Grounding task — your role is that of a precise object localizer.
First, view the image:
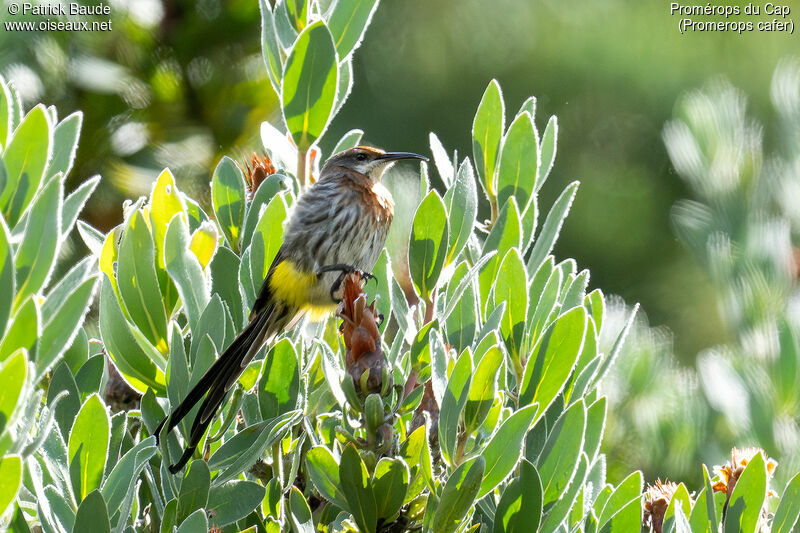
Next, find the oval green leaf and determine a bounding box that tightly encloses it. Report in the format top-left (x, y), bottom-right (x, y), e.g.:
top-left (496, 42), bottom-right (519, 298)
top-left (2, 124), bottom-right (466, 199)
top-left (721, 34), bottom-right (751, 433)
top-left (408, 190), bottom-right (449, 301)
top-left (472, 79), bottom-right (505, 198)
top-left (281, 21), bottom-right (338, 151)
top-left (211, 156), bottom-right (247, 253)
top-left (68, 393), bottom-right (110, 501)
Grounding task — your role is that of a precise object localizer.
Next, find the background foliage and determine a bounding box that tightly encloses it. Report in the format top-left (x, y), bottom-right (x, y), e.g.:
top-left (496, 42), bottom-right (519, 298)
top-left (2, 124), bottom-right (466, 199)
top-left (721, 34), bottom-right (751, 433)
top-left (2, 0), bottom-right (800, 531)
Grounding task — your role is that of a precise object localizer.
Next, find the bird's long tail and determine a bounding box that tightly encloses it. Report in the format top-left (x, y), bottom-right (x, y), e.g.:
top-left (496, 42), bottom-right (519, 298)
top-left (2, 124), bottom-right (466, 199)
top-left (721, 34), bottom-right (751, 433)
top-left (154, 302), bottom-right (291, 473)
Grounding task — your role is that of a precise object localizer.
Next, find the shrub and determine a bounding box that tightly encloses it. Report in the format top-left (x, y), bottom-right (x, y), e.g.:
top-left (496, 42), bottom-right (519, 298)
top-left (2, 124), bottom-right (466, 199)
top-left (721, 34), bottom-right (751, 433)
top-left (3, 3), bottom-right (800, 533)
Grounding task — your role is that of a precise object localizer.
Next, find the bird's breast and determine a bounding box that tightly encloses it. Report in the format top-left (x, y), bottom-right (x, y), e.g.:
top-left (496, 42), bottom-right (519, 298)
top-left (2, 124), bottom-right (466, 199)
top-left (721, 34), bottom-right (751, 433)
top-left (369, 182), bottom-right (395, 222)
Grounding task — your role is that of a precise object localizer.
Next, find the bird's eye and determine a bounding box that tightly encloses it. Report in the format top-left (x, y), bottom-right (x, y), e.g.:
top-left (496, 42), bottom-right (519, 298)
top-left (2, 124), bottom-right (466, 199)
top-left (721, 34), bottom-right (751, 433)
top-left (355, 153), bottom-right (368, 161)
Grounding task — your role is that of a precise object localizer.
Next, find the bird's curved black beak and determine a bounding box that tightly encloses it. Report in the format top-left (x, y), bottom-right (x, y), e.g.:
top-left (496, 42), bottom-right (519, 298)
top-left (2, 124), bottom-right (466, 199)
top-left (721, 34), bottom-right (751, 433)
top-left (377, 151), bottom-right (428, 163)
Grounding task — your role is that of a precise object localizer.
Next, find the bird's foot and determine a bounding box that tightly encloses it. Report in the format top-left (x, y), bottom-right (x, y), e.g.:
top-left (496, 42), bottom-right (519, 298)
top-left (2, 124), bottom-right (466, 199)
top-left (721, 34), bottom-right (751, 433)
top-left (317, 264), bottom-right (375, 302)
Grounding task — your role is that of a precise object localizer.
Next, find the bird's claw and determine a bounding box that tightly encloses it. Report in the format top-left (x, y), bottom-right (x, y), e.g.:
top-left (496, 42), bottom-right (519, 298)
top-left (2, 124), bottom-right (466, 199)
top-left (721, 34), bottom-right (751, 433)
top-left (318, 264), bottom-right (375, 303)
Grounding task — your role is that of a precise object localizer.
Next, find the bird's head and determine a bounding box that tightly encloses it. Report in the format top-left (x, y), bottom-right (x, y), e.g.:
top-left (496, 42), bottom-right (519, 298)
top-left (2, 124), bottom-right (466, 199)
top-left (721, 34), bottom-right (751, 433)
top-left (322, 146), bottom-right (427, 182)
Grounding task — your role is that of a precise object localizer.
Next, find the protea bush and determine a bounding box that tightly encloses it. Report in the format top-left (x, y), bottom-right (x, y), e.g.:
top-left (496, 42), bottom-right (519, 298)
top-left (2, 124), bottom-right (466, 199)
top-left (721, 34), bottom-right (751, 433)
top-left (2, 2), bottom-right (800, 533)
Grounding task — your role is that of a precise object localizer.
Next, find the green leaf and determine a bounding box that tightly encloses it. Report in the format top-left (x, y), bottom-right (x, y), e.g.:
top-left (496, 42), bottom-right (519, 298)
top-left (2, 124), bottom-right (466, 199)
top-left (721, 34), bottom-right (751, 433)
top-left (583, 396), bottom-right (607, 462)
top-left (463, 346), bottom-right (501, 434)
top-left (445, 261), bottom-right (478, 352)
top-left (210, 247), bottom-right (245, 328)
top-left (47, 111), bottom-right (82, 182)
top-left (207, 480), bottom-right (266, 527)
top-left (664, 483), bottom-right (693, 533)
top-left (241, 173), bottom-right (285, 251)
top-left (493, 460), bottom-right (542, 533)
top-left (249, 194), bottom-right (288, 287)
top-left (75, 354), bottom-right (105, 399)
top-left (541, 452), bottom-right (589, 531)
top-left (491, 248), bottom-right (528, 361)
top-left (0, 217), bottom-right (12, 338)
top-left (527, 181), bottom-right (579, 272)
top-left (340, 443), bottom-right (377, 533)
top-left (517, 96), bottom-right (536, 120)
top-left (77, 220), bottom-right (105, 258)
top-left (285, 0), bottom-right (307, 32)
top-left (432, 456), bottom-right (485, 533)
top-left (177, 509), bottom-right (208, 533)
top-left (259, 0), bottom-right (283, 94)
top-left (439, 349), bottom-right (473, 466)
top-left (597, 470), bottom-right (643, 526)
top-left (536, 399), bottom-right (586, 506)
top-left (334, 53), bottom-right (354, 115)
top-left (148, 168), bottom-right (187, 272)
top-left (306, 445), bottom-right (348, 510)
top-left (538, 115), bottom-right (558, 191)
top-left (258, 338), bottom-right (300, 419)
top-left (281, 21), bottom-right (338, 150)
top-left (478, 403), bottom-right (538, 498)
top-left (773, 470), bottom-right (800, 533)
top-left (0, 297), bottom-right (38, 363)
top-left (725, 451), bottom-right (767, 533)
top-left (262, 477), bottom-right (281, 520)
top-left (274, 0), bottom-right (299, 49)
top-left (408, 190), bottom-right (449, 301)
top-left (332, 128), bottom-right (364, 154)
top-left (0, 349), bottom-right (27, 440)
top-left (372, 458), bottom-right (410, 520)
top-left (0, 77), bottom-right (11, 149)
top-left (37, 276), bottom-right (98, 378)
top-left (430, 132), bottom-right (454, 186)
top-left (598, 497), bottom-right (642, 533)
top-left (519, 306), bottom-right (587, 414)
top-left (101, 437), bottom-right (157, 516)
top-left (189, 294), bottom-right (227, 366)
top-left (0, 455), bottom-right (22, 517)
top-left (586, 288), bottom-right (605, 332)
top-left (99, 276), bottom-right (166, 394)
top-left (61, 174), bottom-right (99, 238)
top-left (288, 486), bottom-right (315, 533)
top-left (0, 104), bottom-right (52, 227)
top-left (74, 490), bottom-right (110, 533)
top-left (165, 215), bottom-right (211, 333)
top-left (328, 0), bottom-right (379, 58)
top-left (212, 156), bottom-right (247, 253)
top-left (178, 461), bottom-right (210, 524)
top-left (497, 111), bottom-right (539, 212)
top-left (479, 198), bottom-right (522, 310)
top-left (13, 176), bottom-right (62, 309)
top-left (47, 361), bottom-right (81, 440)
top-left (689, 487), bottom-right (714, 533)
top-left (68, 394), bottom-right (110, 501)
top-left (472, 79), bottom-right (505, 198)
top-left (118, 210), bottom-right (168, 351)
top-left (526, 267), bottom-right (560, 354)
top-left (208, 410), bottom-right (301, 485)
top-left (400, 425), bottom-right (434, 501)
top-left (445, 159), bottom-right (478, 264)
top-left (161, 499), bottom-right (178, 533)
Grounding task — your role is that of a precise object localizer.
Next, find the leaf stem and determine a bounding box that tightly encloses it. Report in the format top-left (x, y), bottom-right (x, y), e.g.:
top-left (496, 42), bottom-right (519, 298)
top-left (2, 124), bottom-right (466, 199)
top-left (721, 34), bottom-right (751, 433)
top-left (272, 441), bottom-right (283, 487)
top-left (297, 149), bottom-right (307, 188)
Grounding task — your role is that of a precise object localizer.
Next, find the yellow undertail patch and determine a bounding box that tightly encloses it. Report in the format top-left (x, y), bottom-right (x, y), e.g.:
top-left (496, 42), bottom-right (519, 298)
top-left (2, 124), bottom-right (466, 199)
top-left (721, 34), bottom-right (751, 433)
top-left (268, 260), bottom-right (337, 320)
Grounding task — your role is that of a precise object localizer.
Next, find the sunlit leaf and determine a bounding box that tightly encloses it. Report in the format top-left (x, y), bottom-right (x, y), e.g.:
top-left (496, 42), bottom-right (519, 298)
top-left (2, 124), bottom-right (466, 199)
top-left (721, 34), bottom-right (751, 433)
top-left (408, 190), bottom-right (449, 301)
top-left (328, 0), bottom-right (379, 58)
top-left (281, 21), bottom-right (338, 150)
top-left (0, 104), bottom-right (52, 227)
top-left (211, 156), bottom-right (247, 253)
top-left (472, 79), bottom-right (505, 199)
top-left (68, 394), bottom-right (110, 501)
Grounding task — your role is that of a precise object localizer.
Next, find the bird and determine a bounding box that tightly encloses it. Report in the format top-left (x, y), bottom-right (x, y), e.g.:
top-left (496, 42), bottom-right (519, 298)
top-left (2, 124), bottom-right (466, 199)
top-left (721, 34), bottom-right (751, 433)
top-left (155, 146), bottom-right (427, 473)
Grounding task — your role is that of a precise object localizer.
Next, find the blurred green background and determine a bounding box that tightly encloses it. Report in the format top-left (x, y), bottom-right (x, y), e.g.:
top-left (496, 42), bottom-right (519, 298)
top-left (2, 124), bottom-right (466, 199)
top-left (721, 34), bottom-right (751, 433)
top-left (2, 0), bottom-right (798, 482)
